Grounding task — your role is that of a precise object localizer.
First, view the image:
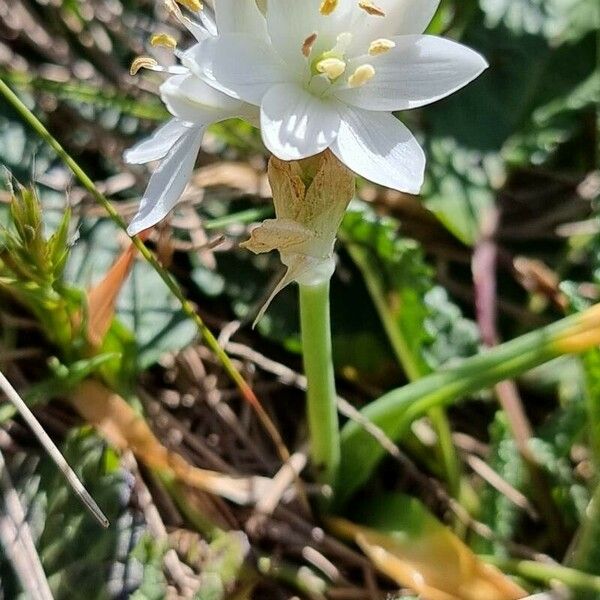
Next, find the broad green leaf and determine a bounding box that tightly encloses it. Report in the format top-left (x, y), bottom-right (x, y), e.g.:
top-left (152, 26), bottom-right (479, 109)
top-left (479, 0), bottom-right (600, 43)
top-left (426, 17), bottom-right (595, 155)
top-left (421, 138), bottom-right (505, 246)
top-left (0, 429), bottom-right (157, 599)
top-left (341, 201), bottom-right (480, 377)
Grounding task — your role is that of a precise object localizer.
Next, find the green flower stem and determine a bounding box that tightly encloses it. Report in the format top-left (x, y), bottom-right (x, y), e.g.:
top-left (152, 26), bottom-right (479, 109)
top-left (337, 305), bottom-right (600, 504)
top-left (481, 555), bottom-right (600, 593)
top-left (0, 77), bottom-right (289, 463)
top-left (299, 281), bottom-right (340, 491)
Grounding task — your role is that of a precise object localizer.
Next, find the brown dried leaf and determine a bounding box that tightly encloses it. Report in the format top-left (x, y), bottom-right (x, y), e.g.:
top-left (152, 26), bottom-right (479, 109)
top-left (240, 218), bottom-right (313, 255)
top-left (70, 380), bottom-right (274, 505)
top-left (328, 515), bottom-right (527, 600)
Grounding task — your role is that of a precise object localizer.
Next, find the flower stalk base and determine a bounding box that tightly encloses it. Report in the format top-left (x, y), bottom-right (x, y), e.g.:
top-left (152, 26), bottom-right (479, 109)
top-left (299, 280), bottom-right (340, 490)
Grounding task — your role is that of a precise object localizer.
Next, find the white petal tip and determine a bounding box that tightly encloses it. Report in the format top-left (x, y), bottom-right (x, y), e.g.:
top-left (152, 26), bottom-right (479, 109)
top-left (126, 224), bottom-right (142, 237)
top-left (123, 152), bottom-right (137, 165)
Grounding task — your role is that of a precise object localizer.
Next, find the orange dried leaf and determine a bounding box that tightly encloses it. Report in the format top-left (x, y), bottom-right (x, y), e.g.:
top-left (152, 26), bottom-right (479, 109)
top-left (328, 498), bottom-right (527, 600)
top-left (86, 243), bottom-right (137, 348)
top-left (70, 380), bottom-right (272, 505)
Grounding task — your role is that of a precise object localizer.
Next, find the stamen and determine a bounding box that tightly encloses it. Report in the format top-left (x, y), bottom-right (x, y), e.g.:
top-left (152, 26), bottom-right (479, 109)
top-left (348, 64), bottom-right (375, 87)
top-left (130, 56), bottom-right (187, 76)
top-left (302, 33), bottom-right (318, 57)
top-left (130, 56), bottom-right (158, 76)
top-left (316, 58), bottom-right (347, 80)
top-left (164, 0), bottom-right (212, 41)
top-left (150, 33), bottom-right (178, 50)
top-left (358, 1), bottom-right (385, 16)
top-left (320, 0), bottom-right (339, 15)
top-left (368, 38), bottom-right (395, 55)
top-left (176, 0), bottom-right (202, 11)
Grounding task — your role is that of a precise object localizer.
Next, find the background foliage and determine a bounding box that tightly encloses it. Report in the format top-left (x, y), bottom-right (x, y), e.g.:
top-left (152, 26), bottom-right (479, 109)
top-left (0, 0), bottom-right (598, 598)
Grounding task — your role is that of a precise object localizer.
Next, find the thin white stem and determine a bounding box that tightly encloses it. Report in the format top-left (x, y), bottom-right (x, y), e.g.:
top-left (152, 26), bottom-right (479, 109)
top-left (0, 370), bottom-right (109, 528)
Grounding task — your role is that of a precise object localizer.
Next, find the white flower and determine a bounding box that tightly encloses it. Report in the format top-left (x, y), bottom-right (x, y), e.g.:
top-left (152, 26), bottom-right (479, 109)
top-left (185, 0), bottom-right (488, 194)
top-left (124, 3), bottom-right (258, 235)
top-left (126, 0), bottom-right (488, 236)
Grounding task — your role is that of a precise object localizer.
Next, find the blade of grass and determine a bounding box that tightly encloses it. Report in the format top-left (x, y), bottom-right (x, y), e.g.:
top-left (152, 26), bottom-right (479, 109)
top-left (1, 69), bottom-right (168, 121)
top-left (344, 231), bottom-right (462, 498)
top-left (0, 369), bottom-right (109, 527)
top-left (482, 555), bottom-right (600, 594)
top-left (0, 78), bottom-right (290, 464)
top-left (337, 303), bottom-right (600, 504)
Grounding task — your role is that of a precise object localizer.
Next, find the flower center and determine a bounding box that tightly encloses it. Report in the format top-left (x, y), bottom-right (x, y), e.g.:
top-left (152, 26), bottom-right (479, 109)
top-left (309, 32), bottom-right (352, 79)
top-left (304, 31), bottom-right (384, 96)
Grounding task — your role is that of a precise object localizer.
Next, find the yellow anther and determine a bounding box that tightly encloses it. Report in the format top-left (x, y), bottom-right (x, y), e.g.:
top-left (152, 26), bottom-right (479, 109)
top-left (176, 0), bottom-right (202, 12)
top-left (348, 64), bottom-right (375, 87)
top-left (130, 56), bottom-right (158, 76)
top-left (358, 1), bottom-right (385, 16)
top-left (368, 38), bottom-right (396, 55)
top-left (150, 33), bottom-right (178, 50)
top-left (316, 57), bottom-right (347, 80)
top-left (320, 0), bottom-right (339, 15)
top-left (302, 32), bottom-right (318, 57)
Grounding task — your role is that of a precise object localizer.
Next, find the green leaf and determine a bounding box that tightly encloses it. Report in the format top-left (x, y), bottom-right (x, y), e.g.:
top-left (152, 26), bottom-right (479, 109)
top-left (479, 0), bottom-right (600, 43)
top-left (129, 536), bottom-right (169, 600)
top-left (472, 413), bottom-right (525, 556)
top-left (0, 429), bottom-right (161, 599)
top-left (422, 137), bottom-right (505, 246)
top-left (195, 532), bottom-right (250, 600)
top-left (419, 15), bottom-right (595, 241)
top-left (340, 201), bottom-right (480, 377)
top-left (435, 17), bottom-right (595, 155)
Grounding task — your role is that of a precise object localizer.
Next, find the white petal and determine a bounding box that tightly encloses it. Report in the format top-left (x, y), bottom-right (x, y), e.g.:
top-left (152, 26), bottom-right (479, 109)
top-left (348, 0), bottom-right (440, 54)
top-left (160, 73), bottom-right (245, 122)
top-left (124, 119), bottom-right (189, 165)
top-left (186, 34), bottom-right (289, 105)
top-left (127, 127), bottom-right (204, 236)
top-left (180, 13), bottom-right (213, 42)
top-left (260, 83), bottom-right (341, 160)
top-left (265, 0), bottom-right (353, 70)
top-left (331, 107), bottom-right (425, 194)
top-left (215, 0), bottom-right (268, 39)
top-left (198, 10), bottom-right (218, 37)
top-left (336, 35), bottom-right (488, 111)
